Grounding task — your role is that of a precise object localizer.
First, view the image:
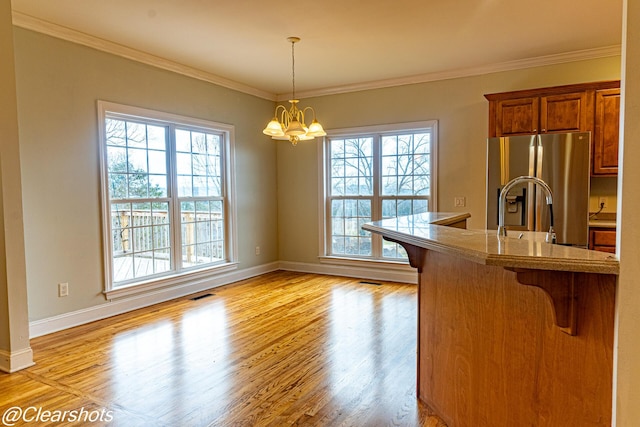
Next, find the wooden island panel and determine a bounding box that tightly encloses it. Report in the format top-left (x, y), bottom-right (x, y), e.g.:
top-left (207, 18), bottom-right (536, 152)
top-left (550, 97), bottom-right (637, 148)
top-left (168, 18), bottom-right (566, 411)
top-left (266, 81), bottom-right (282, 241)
top-left (417, 249), bottom-right (615, 427)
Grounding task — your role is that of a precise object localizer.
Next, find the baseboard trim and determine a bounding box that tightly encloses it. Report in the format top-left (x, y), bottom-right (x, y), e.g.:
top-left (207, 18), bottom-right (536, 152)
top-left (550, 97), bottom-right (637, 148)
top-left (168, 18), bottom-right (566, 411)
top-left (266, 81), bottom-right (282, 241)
top-left (278, 260), bottom-right (418, 284)
top-left (29, 262), bottom-right (280, 338)
top-left (0, 347), bottom-right (35, 373)
top-left (29, 260), bottom-right (416, 338)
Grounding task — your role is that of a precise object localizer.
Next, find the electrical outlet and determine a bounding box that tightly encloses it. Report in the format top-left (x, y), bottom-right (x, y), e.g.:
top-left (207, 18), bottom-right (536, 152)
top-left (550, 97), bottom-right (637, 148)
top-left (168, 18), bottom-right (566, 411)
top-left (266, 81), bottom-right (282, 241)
top-left (58, 282), bottom-right (69, 297)
top-left (454, 196), bottom-right (466, 208)
top-left (255, 246), bottom-right (261, 256)
top-left (598, 197), bottom-right (608, 209)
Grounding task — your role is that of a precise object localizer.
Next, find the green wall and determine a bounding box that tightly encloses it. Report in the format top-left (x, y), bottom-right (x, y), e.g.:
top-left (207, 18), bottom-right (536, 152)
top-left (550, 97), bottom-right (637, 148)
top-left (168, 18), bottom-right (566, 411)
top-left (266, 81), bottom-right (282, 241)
top-left (277, 57), bottom-right (621, 264)
top-left (13, 28), bottom-right (278, 321)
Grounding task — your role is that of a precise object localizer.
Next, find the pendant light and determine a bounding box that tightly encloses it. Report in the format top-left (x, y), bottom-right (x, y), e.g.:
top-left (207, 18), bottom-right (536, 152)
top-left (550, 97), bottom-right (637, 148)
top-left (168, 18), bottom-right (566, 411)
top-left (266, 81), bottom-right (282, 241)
top-left (263, 37), bottom-right (326, 146)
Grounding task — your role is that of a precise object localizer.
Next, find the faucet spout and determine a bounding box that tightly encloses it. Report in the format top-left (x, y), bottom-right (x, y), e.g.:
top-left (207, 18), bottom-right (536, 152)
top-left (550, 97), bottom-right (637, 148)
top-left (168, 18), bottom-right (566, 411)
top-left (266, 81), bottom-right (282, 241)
top-left (497, 175), bottom-right (556, 244)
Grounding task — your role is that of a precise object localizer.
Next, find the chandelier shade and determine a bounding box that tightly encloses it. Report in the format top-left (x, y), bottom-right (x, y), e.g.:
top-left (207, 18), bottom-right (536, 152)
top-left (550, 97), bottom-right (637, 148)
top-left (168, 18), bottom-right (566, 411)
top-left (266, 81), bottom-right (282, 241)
top-left (263, 37), bottom-right (326, 146)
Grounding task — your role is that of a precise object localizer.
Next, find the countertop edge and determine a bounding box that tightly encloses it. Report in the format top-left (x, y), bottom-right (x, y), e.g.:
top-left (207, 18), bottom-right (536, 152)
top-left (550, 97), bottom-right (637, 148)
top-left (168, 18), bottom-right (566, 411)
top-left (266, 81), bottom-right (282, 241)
top-left (363, 213), bottom-right (619, 275)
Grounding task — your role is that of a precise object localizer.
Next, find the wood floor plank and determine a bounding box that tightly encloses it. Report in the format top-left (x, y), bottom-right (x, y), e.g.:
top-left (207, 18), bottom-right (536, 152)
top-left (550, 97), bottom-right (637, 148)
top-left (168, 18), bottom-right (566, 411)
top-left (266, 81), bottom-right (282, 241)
top-left (0, 271), bottom-right (446, 426)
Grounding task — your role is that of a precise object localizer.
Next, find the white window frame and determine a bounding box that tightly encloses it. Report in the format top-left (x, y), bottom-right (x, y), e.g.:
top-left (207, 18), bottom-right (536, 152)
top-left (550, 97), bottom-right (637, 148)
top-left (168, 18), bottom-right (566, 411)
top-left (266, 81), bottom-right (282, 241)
top-left (98, 101), bottom-right (238, 299)
top-left (318, 121), bottom-right (438, 266)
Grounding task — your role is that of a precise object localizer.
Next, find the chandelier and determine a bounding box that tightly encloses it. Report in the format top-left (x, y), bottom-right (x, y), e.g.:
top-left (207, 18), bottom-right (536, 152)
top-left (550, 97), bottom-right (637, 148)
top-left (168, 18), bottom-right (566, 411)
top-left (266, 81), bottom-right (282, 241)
top-left (262, 37), bottom-right (326, 146)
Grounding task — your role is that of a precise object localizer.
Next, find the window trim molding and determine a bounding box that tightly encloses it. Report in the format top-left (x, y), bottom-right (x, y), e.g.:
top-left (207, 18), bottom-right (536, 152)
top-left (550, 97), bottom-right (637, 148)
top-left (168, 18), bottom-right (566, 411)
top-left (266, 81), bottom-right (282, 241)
top-left (317, 120), bottom-right (438, 263)
top-left (97, 100), bottom-right (238, 297)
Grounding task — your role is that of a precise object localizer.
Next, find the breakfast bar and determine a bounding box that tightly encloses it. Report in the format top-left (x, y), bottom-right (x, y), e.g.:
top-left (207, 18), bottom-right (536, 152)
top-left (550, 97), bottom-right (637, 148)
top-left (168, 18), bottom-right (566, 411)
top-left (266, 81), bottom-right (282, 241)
top-left (363, 212), bottom-right (619, 427)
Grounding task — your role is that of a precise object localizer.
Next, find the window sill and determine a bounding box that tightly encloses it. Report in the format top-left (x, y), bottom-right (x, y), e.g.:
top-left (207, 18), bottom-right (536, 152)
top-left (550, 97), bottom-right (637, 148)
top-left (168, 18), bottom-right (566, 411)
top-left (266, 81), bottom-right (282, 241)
top-left (104, 262), bottom-right (239, 300)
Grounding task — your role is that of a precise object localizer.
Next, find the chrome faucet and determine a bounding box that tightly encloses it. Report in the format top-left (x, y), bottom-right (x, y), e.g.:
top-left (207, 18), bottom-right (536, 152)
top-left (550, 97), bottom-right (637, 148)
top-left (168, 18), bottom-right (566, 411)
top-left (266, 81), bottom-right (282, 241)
top-left (497, 175), bottom-right (556, 244)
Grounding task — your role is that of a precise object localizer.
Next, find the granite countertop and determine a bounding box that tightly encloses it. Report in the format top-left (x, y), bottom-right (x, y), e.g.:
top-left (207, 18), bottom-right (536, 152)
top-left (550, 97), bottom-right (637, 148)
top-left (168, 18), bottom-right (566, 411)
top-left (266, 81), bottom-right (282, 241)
top-left (362, 212), bottom-right (619, 275)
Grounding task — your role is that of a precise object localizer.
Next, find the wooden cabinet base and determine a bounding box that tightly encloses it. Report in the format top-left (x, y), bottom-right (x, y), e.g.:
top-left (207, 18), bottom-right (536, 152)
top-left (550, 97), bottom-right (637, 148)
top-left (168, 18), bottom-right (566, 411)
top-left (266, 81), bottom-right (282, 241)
top-left (416, 250), bottom-right (614, 426)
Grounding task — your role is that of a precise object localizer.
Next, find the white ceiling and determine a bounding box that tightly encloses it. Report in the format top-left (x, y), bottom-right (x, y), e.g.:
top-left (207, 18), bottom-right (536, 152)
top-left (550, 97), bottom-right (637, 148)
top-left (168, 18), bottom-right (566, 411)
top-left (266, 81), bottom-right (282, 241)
top-left (11, 0), bottom-right (623, 100)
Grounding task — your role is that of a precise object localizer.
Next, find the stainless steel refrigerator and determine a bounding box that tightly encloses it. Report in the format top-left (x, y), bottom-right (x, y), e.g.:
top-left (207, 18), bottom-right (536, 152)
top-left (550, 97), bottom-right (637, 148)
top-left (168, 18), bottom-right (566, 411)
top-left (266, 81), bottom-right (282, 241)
top-left (486, 132), bottom-right (590, 247)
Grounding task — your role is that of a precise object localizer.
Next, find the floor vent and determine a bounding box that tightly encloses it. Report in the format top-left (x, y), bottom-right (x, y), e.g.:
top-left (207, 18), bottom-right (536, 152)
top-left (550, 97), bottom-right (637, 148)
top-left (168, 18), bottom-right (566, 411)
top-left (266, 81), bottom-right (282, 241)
top-left (190, 293), bottom-right (215, 301)
top-left (360, 281), bottom-right (382, 286)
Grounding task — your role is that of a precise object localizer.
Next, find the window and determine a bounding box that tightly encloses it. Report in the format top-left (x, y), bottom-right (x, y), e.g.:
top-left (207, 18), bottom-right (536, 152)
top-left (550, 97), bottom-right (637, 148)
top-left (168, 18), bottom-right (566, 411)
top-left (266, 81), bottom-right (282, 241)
top-left (98, 102), bottom-right (237, 296)
top-left (322, 121), bottom-right (437, 262)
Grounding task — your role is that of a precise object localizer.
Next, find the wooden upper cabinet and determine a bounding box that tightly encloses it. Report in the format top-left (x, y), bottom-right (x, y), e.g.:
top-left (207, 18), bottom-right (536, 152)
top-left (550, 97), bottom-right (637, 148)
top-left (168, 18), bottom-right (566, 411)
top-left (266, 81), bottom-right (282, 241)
top-left (485, 81), bottom-right (621, 176)
top-left (592, 88), bottom-right (621, 176)
top-left (485, 81), bottom-right (619, 138)
top-left (495, 97), bottom-right (539, 136)
top-left (540, 91), bottom-right (589, 133)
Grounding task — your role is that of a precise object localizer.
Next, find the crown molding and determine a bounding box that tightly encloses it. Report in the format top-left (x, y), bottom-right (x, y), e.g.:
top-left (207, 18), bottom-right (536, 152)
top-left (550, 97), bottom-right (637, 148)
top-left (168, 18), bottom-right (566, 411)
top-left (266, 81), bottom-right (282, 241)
top-left (12, 12), bottom-right (620, 103)
top-left (282, 45), bottom-right (622, 101)
top-left (11, 11), bottom-right (276, 101)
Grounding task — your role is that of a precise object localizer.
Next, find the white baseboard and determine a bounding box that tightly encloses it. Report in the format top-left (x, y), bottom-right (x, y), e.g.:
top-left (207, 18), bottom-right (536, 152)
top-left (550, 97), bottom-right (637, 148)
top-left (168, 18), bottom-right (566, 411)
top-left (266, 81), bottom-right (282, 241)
top-left (29, 262), bottom-right (280, 338)
top-left (29, 259), bottom-right (416, 338)
top-left (279, 260), bottom-right (418, 284)
top-left (0, 347), bottom-right (35, 373)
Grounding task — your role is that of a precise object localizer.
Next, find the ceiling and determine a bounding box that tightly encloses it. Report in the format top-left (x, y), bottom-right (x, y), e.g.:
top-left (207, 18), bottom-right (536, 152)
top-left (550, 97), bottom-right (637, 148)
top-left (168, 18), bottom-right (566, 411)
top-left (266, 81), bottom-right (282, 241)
top-left (10, 0), bottom-right (623, 100)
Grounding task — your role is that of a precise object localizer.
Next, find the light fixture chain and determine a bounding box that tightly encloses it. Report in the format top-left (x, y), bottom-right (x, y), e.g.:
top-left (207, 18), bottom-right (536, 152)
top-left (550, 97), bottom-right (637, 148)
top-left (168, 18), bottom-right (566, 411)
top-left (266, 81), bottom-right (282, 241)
top-left (263, 36), bottom-right (324, 145)
top-left (291, 39), bottom-right (296, 101)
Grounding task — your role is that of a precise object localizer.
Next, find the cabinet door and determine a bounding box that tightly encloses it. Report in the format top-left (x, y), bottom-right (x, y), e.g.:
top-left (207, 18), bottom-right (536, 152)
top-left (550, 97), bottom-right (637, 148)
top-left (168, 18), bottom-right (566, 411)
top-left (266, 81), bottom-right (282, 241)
top-left (589, 228), bottom-right (617, 253)
top-left (592, 89), bottom-right (620, 175)
top-left (540, 92), bottom-right (589, 133)
top-left (494, 97), bottom-right (539, 136)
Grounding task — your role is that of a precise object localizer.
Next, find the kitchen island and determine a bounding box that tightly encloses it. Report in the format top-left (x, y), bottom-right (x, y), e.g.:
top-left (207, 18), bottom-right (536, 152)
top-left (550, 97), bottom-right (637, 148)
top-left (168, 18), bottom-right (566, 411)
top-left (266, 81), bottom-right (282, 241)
top-left (362, 212), bottom-right (618, 427)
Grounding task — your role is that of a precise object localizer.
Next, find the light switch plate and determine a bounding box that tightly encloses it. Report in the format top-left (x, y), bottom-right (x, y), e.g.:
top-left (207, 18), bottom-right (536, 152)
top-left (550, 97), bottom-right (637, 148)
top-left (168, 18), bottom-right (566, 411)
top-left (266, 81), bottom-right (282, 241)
top-left (454, 196), bottom-right (466, 207)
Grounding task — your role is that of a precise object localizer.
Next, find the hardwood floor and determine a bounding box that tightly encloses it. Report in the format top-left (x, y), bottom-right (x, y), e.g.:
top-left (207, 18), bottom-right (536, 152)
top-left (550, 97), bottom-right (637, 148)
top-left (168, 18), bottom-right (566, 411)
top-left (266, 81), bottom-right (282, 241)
top-left (0, 271), bottom-right (446, 427)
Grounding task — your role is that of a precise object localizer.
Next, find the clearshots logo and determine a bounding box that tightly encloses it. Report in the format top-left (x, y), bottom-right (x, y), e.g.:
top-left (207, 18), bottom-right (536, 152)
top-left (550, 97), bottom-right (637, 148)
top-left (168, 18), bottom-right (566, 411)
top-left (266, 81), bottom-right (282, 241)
top-left (2, 406), bottom-right (114, 426)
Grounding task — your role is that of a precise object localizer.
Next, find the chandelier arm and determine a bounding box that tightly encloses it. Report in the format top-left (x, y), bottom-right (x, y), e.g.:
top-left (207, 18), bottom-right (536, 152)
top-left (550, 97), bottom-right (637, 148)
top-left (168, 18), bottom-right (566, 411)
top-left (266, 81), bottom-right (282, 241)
top-left (275, 104), bottom-right (288, 125)
top-left (302, 106), bottom-right (317, 125)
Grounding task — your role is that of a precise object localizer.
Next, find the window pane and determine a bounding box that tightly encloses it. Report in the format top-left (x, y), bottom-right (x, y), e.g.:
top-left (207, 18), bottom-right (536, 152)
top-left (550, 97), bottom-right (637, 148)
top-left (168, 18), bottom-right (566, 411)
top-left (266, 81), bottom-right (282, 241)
top-left (329, 197), bottom-right (371, 257)
top-left (113, 254), bottom-right (134, 282)
top-left (382, 199), bottom-right (396, 218)
top-left (154, 224), bottom-right (170, 248)
top-left (176, 129), bottom-right (191, 152)
top-left (128, 173), bottom-right (148, 198)
top-left (107, 146), bottom-right (127, 171)
top-left (330, 138), bottom-right (373, 197)
top-left (147, 125), bottom-right (166, 150)
top-left (193, 176), bottom-right (207, 196)
top-left (148, 150), bottom-right (166, 174)
top-left (127, 148), bottom-right (148, 173)
top-left (154, 249), bottom-right (171, 274)
top-left (331, 236), bottom-right (344, 254)
top-left (106, 119), bottom-right (126, 146)
top-left (331, 199), bottom-right (344, 217)
top-left (176, 152), bottom-right (191, 175)
top-left (207, 134), bottom-right (220, 154)
top-left (126, 122), bottom-right (146, 148)
top-left (382, 176), bottom-right (397, 195)
top-left (149, 175), bottom-right (167, 198)
top-left (178, 176), bottom-right (192, 197)
top-left (414, 199), bottom-right (428, 214)
top-left (208, 177), bottom-right (221, 197)
top-left (106, 119), bottom-right (168, 202)
top-left (180, 198), bottom-right (224, 268)
top-left (191, 132), bottom-right (207, 153)
top-left (383, 239), bottom-right (398, 258)
top-left (331, 177), bottom-right (345, 196)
